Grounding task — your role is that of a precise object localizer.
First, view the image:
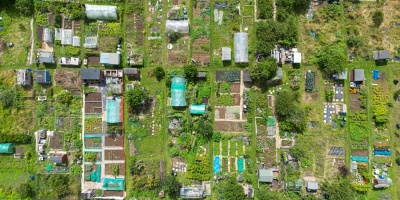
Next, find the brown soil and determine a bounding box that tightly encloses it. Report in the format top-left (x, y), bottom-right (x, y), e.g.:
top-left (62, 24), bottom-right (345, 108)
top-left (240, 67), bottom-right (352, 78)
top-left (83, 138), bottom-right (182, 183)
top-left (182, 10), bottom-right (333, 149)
top-left (54, 70), bottom-right (82, 90)
top-left (215, 107), bottom-right (226, 119)
top-left (105, 163), bottom-right (125, 176)
top-left (192, 36), bottom-right (210, 66)
top-left (233, 94), bottom-right (241, 106)
top-left (230, 83), bottom-right (240, 93)
top-left (350, 94), bottom-right (362, 112)
top-left (50, 131), bottom-right (63, 150)
top-left (215, 121), bottom-right (246, 132)
top-left (105, 136), bottom-right (124, 147)
top-left (99, 36), bottom-right (119, 52)
top-left (37, 25), bottom-right (44, 42)
top-left (104, 150), bottom-right (124, 160)
top-left (85, 92), bottom-right (102, 101)
top-left (85, 137), bottom-right (101, 149)
top-left (103, 190), bottom-right (124, 197)
top-left (88, 56), bottom-right (100, 65)
top-left (351, 150), bottom-right (368, 156)
top-left (85, 102), bottom-right (102, 114)
top-left (168, 51), bottom-right (188, 65)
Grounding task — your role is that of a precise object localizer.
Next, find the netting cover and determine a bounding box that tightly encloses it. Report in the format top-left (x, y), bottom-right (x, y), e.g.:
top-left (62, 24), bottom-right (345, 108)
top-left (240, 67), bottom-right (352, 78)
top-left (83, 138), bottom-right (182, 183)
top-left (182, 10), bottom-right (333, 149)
top-left (166, 20), bottom-right (189, 33)
top-left (107, 100), bottom-right (121, 123)
top-left (171, 77), bottom-right (186, 107)
top-left (61, 29), bottom-right (73, 45)
top-left (234, 32), bottom-right (248, 63)
top-left (84, 37), bottom-right (98, 49)
top-left (103, 178), bottom-right (124, 190)
top-left (73, 36), bottom-right (80, 47)
top-left (190, 104), bottom-right (206, 115)
top-left (85, 4), bottom-right (118, 21)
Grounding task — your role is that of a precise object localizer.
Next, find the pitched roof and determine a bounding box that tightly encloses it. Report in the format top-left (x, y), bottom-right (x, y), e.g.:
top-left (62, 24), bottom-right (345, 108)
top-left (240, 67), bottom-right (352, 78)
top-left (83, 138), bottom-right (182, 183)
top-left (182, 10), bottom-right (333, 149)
top-left (258, 169), bottom-right (273, 182)
top-left (100, 53), bottom-right (120, 65)
top-left (196, 72), bottom-right (206, 78)
top-left (81, 68), bottom-right (101, 80)
top-left (124, 68), bottom-right (138, 75)
top-left (373, 50), bottom-right (390, 60)
top-left (37, 51), bottom-right (55, 64)
top-left (35, 70), bottom-right (50, 83)
top-left (49, 154), bottom-right (66, 164)
top-left (17, 70), bottom-right (32, 86)
top-left (243, 70), bottom-right (252, 82)
top-left (222, 47), bottom-right (231, 61)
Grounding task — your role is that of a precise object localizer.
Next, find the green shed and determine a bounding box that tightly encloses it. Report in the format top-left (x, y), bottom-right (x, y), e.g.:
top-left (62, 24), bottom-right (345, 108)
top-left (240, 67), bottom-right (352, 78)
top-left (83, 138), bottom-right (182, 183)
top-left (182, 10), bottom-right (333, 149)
top-left (190, 104), bottom-right (206, 115)
top-left (0, 143), bottom-right (15, 154)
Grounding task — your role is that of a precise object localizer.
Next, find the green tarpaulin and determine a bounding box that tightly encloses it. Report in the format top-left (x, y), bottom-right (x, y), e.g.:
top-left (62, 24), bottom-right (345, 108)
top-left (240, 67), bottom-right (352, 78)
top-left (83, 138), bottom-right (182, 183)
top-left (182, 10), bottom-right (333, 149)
top-left (190, 104), bottom-right (206, 114)
top-left (0, 143), bottom-right (15, 154)
top-left (171, 77), bottom-right (186, 107)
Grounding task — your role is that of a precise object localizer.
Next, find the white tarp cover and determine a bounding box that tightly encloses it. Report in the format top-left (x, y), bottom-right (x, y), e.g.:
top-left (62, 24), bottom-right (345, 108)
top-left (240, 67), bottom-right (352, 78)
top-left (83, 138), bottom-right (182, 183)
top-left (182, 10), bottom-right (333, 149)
top-left (84, 37), bottom-right (98, 48)
top-left (234, 32), bottom-right (248, 63)
top-left (55, 28), bottom-right (62, 40)
top-left (72, 36), bottom-right (80, 47)
top-left (166, 20), bottom-right (189, 34)
top-left (85, 4), bottom-right (118, 21)
top-left (61, 29), bottom-right (73, 45)
top-left (222, 47), bottom-right (231, 61)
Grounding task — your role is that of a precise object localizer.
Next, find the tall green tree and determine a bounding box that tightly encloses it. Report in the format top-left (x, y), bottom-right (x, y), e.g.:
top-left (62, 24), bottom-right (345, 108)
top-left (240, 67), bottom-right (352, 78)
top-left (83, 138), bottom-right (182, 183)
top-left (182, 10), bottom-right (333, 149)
top-left (220, 176), bottom-right (245, 200)
top-left (250, 57), bottom-right (278, 82)
top-left (372, 11), bottom-right (384, 27)
top-left (322, 177), bottom-right (355, 200)
top-left (154, 67), bottom-right (166, 80)
top-left (162, 175), bottom-right (181, 197)
top-left (184, 65), bottom-right (198, 83)
top-left (15, 0), bottom-right (34, 16)
top-left (275, 90), bottom-right (307, 132)
top-left (125, 86), bottom-right (148, 112)
top-left (315, 43), bottom-right (346, 76)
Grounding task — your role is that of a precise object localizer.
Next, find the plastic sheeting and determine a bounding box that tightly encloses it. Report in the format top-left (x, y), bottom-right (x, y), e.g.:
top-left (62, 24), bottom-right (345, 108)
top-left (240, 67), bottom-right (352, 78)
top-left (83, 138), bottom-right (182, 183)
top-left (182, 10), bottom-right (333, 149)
top-left (351, 156), bottom-right (368, 163)
top-left (171, 77), bottom-right (186, 107)
top-left (107, 100), bottom-right (121, 123)
top-left (214, 156), bottom-right (220, 173)
top-left (84, 37), bottom-right (98, 49)
top-left (85, 4), bottom-right (118, 21)
top-left (166, 20), bottom-right (189, 33)
top-left (103, 178), bottom-right (124, 190)
top-left (190, 104), bottom-right (206, 115)
top-left (234, 32), bottom-right (248, 63)
top-left (237, 158), bottom-right (244, 172)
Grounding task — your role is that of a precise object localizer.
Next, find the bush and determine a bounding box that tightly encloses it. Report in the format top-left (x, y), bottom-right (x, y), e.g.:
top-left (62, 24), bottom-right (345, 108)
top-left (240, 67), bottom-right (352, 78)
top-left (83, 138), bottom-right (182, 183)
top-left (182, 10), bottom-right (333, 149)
top-left (212, 132), bottom-right (222, 142)
top-left (61, 46), bottom-right (81, 56)
top-left (0, 134), bottom-right (32, 144)
top-left (396, 157), bottom-right (400, 166)
top-left (70, 165), bottom-right (82, 175)
top-left (169, 147), bottom-right (179, 157)
top-left (372, 11), bottom-right (384, 27)
top-left (154, 67), bottom-right (165, 80)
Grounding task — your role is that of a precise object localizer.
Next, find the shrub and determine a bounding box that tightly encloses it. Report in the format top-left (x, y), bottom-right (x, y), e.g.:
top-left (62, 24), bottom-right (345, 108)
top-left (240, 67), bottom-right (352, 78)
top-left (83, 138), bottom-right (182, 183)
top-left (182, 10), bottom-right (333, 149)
top-left (212, 132), bottom-right (222, 142)
top-left (372, 11), bottom-right (384, 27)
top-left (0, 134), bottom-right (32, 144)
top-left (154, 67), bottom-right (165, 80)
top-left (169, 147), bottom-right (179, 157)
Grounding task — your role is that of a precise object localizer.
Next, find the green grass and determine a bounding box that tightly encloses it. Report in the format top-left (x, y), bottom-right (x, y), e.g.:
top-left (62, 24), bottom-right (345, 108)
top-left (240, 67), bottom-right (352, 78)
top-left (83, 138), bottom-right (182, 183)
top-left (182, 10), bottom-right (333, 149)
top-left (213, 142), bottom-right (220, 155)
top-left (221, 139), bottom-right (228, 156)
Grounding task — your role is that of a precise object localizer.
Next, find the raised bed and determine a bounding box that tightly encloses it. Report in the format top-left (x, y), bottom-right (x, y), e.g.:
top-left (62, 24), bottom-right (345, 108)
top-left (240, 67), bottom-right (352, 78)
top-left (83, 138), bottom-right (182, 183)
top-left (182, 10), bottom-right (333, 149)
top-left (104, 136), bottom-right (123, 147)
top-left (104, 163), bottom-right (125, 176)
top-left (104, 150), bottom-right (124, 160)
top-left (215, 121), bottom-right (245, 132)
top-left (84, 118), bottom-right (102, 133)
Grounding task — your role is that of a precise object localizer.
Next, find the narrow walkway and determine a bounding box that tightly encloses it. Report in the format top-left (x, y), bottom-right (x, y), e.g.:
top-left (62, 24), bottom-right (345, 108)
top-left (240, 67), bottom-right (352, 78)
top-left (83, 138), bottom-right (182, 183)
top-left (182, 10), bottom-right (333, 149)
top-left (272, 0), bottom-right (277, 21)
top-left (27, 17), bottom-right (34, 65)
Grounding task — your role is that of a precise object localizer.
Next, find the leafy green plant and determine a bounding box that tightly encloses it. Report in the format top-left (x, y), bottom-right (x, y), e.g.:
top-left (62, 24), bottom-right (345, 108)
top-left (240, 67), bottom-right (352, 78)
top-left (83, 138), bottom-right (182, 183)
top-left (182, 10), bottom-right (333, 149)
top-left (217, 94), bottom-right (234, 106)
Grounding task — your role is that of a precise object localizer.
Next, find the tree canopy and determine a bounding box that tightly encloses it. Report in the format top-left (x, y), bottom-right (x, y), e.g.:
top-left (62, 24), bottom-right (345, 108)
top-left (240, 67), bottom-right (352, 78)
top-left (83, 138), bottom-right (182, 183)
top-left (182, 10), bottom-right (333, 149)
top-left (184, 65), bottom-right (198, 83)
top-left (15, 0), bottom-right (34, 16)
top-left (275, 90), bottom-right (307, 132)
top-left (250, 57), bottom-right (278, 83)
top-left (220, 176), bottom-right (245, 200)
top-left (125, 86), bottom-right (148, 112)
top-left (162, 175), bottom-right (181, 197)
top-left (154, 67), bottom-right (165, 80)
top-left (322, 177), bottom-right (355, 200)
top-left (372, 11), bottom-right (384, 27)
top-left (315, 43), bottom-right (346, 76)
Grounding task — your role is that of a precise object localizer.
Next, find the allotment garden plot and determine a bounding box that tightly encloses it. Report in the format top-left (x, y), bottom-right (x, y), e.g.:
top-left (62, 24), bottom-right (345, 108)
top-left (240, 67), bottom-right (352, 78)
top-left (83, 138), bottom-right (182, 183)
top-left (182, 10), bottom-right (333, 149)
top-left (146, 0), bottom-right (164, 65)
top-left (192, 0), bottom-right (211, 66)
top-left (213, 138), bottom-right (247, 174)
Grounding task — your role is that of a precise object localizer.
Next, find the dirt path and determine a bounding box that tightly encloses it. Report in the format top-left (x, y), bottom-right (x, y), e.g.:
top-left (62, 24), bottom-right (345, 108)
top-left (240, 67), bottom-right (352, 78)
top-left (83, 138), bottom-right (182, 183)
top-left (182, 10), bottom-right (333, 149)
top-left (26, 17), bottom-right (34, 65)
top-left (272, 0), bottom-right (276, 21)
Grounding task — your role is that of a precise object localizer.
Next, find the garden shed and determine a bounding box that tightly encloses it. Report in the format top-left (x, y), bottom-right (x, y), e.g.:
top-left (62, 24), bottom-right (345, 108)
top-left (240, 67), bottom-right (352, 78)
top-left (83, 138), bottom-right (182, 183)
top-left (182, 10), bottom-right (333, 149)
top-left (61, 29), bottom-right (73, 45)
top-left (333, 69), bottom-right (348, 80)
top-left (0, 143), bottom-right (15, 154)
top-left (190, 104), bottom-right (206, 115)
top-left (222, 47), bottom-right (231, 61)
top-left (306, 181), bottom-right (319, 192)
top-left (196, 72), bottom-right (206, 79)
top-left (36, 51), bottom-right (55, 64)
top-left (373, 50), bottom-right (390, 61)
top-left (166, 20), bottom-right (189, 34)
top-left (81, 68), bottom-right (103, 82)
top-left (43, 28), bottom-right (53, 43)
top-left (234, 32), bottom-right (248, 63)
top-left (84, 37), bottom-right (98, 49)
top-left (49, 153), bottom-right (67, 164)
top-left (291, 48), bottom-right (301, 64)
top-left (353, 69), bottom-right (365, 82)
top-left (73, 36), bottom-right (80, 47)
top-left (171, 77), bottom-right (186, 107)
top-left (85, 4), bottom-right (118, 21)
top-left (124, 68), bottom-right (139, 77)
top-left (17, 69), bottom-right (32, 86)
top-left (243, 70), bottom-right (252, 83)
top-left (258, 169), bottom-right (273, 183)
top-left (100, 53), bottom-right (120, 65)
top-left (35, 70), bottom-right (51, 84)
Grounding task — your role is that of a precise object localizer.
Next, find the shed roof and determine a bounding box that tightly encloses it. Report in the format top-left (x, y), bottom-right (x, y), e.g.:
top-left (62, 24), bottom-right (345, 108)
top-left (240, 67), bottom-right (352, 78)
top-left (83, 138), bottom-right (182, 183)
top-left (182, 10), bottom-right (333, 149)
top-left (276, 67), bottom-right (283, 79)
top-left (100, 53), bottom-right (120, 65)
top-left (196, 72), bottom-right (206, 78)
top-left (306, 181), bottom-right (319, 190)
top-left (84, 37), bottom-right (98, 49)
top-left (353, 69), bottom-right (365, 82)
top-left (124, 68), bottom-right (139, 75)
top-left (85, 4), bottom-right (118, 21)
top-left (292, 52), bottom-right (301, 63)
top-left (37, 51), bottom-right (55, 64)
top-left (373, 50), bottom-right (390, 60)
top-left (234, 32), bottom-right (248, 63)
top-left (166, 20), bottom-right (189, 34)
top-left (190, 104), bottom-right (206, 115)
top-left (17, 70), bottom-right (32, 86)
top-left (73, 36), bottom-right (80, 47)
top-left (258, 169), bottom-right (273, 183)
top-left (243, 70), bottom-right (252, 82)
top-left (81, 68), bottom-right (101, 80)
top-left (49, 154), bottom-right (66, 164)
top-left (43, 28), bottom-right (53, 43)
top-left (222, 47), bottom-right (231, 61)
top-left (35, 70), bottom-right (51, 84)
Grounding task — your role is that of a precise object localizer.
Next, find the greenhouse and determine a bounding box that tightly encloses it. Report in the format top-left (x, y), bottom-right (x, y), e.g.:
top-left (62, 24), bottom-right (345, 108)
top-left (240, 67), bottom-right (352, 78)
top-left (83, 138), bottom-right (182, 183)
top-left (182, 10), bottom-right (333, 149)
top-left (84, 37), bottom-right (98, 49)
top-left (0, 143), bottom-right (15, 154)
top-left (171, 77), bottom-right (186, 107)
top-left (106, 99), bottom-right (122, 123)
top-left (85, 4), bottom-right (118, 21)
top-left (166, 20), bottom-right (189, 34)
top-left (234, 32), bottom-right (248, 63)
top-left (61, 29), bottom-right (73, 45)
top-left (190, 104), bottom-right (206, 115)
top-left (72, 36), bottom-right (80, 47)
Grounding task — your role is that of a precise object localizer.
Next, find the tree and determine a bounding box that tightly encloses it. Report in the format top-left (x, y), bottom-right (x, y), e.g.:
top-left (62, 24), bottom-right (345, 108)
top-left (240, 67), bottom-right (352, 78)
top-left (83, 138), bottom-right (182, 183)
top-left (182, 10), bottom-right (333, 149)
top-left (57, 90), bottom-right (73, 105)
top-left (220, 176), bottom-right (244, 200)
top-left (125, 86), bottom-right (148, 112)
top-left (154, 67), bottom-right (165, 80)
top-left (15, 0), bottom-right (34, 16)
top-left (372, 11), bottom-right (384, 27)
top-left (162, 175), bottom-right (181, 197)
top-left (184, 65), bottom-right (198, 83)
top-left (0, 89), bottom-right (15, 108)
top-left (338, 165), bottom-right (349, 177)
top-left (168, 31), bottom-right (182, 43)
top-left (315, 43), bottom-right (346, 76)
top-left (275, 90), bottom-right (307, 132)
top-left (250, 57), bottom-right (278, 82)
top-left (129, 157), bottom-right (145, 175)
top-left (322, 177), bottom-right (355, 200)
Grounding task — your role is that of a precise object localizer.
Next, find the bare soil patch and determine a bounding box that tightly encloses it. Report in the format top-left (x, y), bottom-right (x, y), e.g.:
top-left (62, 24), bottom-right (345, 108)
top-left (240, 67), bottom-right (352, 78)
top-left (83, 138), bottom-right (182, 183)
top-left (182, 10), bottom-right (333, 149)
top-left (85, 138), bottom-right (101, 149)
top-left (105, 164), bottom-right (125, 176)
top-left (54, 70), bottom-right (82, 90)
top-left (215, 121), bottom-right (245, 132)
top-left (215, 107), bottom-right (226, 119)
top-left (233, 94), bottom-right (241, 106)
top-left (105, 136), bottom-right (123, 147)
top-left (168, 51), bottom-right (188, 65)
top-left (351, 150), bottom-right (368, 156)
top-left (103, 190), bottom-right (124, 197)
top-left (85, 102), bottom-right (102, 114)
top-left (104, 150), bottom-right (124, 160)
top-left (88, 56), bottom-right (100, 65)
top-left (350, 94), bottom-right (362, 112)
top-left (85, 93), bottom-right (102, 101)
top-left (49, 131), bottom-right (63, 150)
top-left (230, 83), bottom-right (240, 93)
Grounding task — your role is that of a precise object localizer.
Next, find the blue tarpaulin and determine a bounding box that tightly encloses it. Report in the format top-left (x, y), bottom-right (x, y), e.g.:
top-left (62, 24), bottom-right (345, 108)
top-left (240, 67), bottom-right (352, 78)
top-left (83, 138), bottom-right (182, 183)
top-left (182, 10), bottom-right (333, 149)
top-left (214, 156), bottom-right (220, 173)
top-left (374, 150), bottom-right (392, 156)
top-left (351, 156), bottom-right (369, 163)
top-left (372, 70), bottom-right (380, 80)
